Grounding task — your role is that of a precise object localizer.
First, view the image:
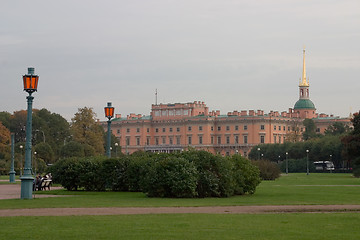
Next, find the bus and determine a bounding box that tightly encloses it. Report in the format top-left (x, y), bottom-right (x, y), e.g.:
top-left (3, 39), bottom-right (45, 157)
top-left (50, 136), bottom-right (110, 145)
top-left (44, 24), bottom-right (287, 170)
top-left (314, 161), bottom-right (335, 171)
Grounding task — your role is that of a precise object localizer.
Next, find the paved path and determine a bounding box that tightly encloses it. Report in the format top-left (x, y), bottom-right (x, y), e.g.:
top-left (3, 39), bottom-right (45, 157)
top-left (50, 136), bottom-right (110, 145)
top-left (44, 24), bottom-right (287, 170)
top-left (1, 183), bottom-right (360, 217)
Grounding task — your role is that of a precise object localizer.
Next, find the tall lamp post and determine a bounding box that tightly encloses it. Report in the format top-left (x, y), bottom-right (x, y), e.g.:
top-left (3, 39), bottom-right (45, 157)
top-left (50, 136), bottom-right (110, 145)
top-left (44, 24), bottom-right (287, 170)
top-left (115, 142), bottom-right (118, 158)
top-left (19, 145), bottom-right (23, 177)
top-left (9, 133), bottom-right (16, 183)
top-left (104, 102), bottom-right (114, 158)
top-left (20, 67), bottom-right (39, 199)
top-left (285, 152), bottom-right (289, 174)
top-left (257, 147), bottom-right (260, 160)
top-left (306, 149), bottom-right (309, 175)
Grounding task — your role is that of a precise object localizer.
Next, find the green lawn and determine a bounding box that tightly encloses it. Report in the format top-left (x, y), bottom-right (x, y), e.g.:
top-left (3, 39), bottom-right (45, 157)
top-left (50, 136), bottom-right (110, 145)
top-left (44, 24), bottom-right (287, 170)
top-left (1, 173), bottom-right (360, 240)
top-left (1, 213), bottom-right (359, 240)
top-left (1, 173), bottom-right (359, 209)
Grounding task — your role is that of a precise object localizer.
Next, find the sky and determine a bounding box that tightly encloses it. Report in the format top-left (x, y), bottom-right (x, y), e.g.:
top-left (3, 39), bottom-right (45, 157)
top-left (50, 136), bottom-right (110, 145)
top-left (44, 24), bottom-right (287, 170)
top-left (1, 0), bottom-right (359, 121)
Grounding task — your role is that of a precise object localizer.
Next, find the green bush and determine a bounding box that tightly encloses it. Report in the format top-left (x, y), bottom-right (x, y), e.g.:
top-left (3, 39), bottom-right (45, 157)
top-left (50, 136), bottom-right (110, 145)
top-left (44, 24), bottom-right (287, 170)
top-left (49, 150), bottom-right (262, 198)
top-left (141, 155), bottom-right (198, 198)
top-left (353, 157), bottom-right (360, 178)
top-left (231, 155), bottom-right (261, 194)
top-left (252, 160), bottom-right (281, 180)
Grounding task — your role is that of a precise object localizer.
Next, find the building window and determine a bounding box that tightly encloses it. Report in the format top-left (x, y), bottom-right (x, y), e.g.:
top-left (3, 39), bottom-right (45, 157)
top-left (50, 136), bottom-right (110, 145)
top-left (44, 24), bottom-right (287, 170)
top-left (136, 137), bottom-right (140, 146)
top-left (260, 125), bottom-right (265, 130)
top-left (199, 126), bottom-right (203, 131)
top-left (146, 138), bottom-right (150, 145)
top-left (211, 136), bottom-right (214, 144)
top-left (176, 136), bottom-right (181, 145)
top-left (218, 126), bottom-right (221, 131)
top-left (288, 126), bottom-right (291, 131)
top-left (162, 137), bottom-right (166, 145)
top-left (176, 127), bottom-right (180, 132)
top-left (278, 126), bottom-right (281, 131)
top-left (155, 138), bottom-right (159, 145)
top-left (235, 135), bottom-right (239, 144)
top-left (274, 126), bottom-right (276, 131)
top-left (162, 128), bottom-right (166, 132)
top-left (243, 135), bottom-right (248, 144)
top-left (235, 125), bottom-right (239, 131)
top-left (217, 136), bottom-right (221, 144)
top-left (279, 135), bottom-right (282, 143)
top-left (316, 128), bottom-right (320, 133)
top-left (136, 128), bottom-right (140, 133)
top-left (226, 136), bottom-right (230, 144)
top-left (169, 137), bottom-right (173, 145)
top-left (244, 125), bottom-right (247, 130)
top-left (188, 136), bottom-right (192, 145)
top-left (155, 128), bottom-right (159, 133)
top-left (127, 128), bottom-right (130, 133)
top-left (260, 135), bottom-right (265, 144)
top-left (199, 136), bottom-right (203, 145)
top-left (169, 127), bottom-right (173, 132)
top-left (188, 126), bottom-right (192, 131)
top-left (211, 126), bottom-right (214, 131)
top-left (283, 126), bottom-right (286, 131)
top-left (274, 135), bottom-right (277, 143)
top-left (117, 129), bottom-right (120, 134)
top-left (226, 126), bottom-right (230, 131)
top-left (147, 128), bottom-right (150, 133)
top-left (126, 137), bottom-right (130, 145)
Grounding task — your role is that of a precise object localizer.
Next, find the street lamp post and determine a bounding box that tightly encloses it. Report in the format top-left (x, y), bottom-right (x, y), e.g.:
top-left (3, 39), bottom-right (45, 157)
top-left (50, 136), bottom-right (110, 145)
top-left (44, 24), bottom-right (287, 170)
top-left (257, 147), bottom-right (260, 160)
top-left (306, 149), bottom-right (309, 175)
top-left (115, 143), bottom-right (118, 158)
top-left (104, 102), bottom-right (114, 158)
top-left (285, 152), bottom-right (289, 174)
top-left (19, 145), bottom-right (23, 177)
top-left (9, 133), bottom-right (16, 183)
top-left (20, 67), bottom-right (39, 199)
top-left (34, 151), bottom-right (37, 176)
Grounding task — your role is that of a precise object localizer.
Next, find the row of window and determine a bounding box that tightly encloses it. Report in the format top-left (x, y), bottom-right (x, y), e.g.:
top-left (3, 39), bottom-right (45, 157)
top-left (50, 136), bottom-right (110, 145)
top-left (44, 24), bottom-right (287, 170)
top-left (120, 125), bottom-right (295, 134)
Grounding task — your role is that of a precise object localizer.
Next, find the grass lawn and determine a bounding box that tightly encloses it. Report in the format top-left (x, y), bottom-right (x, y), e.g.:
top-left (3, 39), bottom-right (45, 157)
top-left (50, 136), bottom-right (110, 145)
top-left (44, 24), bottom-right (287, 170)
top-left (1, 213), bottom-right (360, 240)
top-left (1, 173), bottom-right (359, 209)
top-left (1, 173), bottom-right (360, 239)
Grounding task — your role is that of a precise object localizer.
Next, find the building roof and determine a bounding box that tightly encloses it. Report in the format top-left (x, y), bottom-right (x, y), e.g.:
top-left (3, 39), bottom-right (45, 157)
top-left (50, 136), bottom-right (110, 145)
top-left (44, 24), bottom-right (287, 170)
top-left (293, 99), bottom-right (316, 110)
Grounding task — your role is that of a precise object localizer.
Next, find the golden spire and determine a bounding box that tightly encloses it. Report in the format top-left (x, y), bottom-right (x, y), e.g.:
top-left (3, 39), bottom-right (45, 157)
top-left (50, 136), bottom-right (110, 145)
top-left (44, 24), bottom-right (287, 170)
top-left (300, 48), bottom-right (309, 87)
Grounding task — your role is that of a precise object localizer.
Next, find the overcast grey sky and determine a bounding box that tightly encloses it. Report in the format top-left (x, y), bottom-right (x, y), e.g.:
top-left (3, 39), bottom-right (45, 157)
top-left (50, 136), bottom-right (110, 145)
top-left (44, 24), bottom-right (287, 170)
top-left (1, 0), bottom-right (359, 121)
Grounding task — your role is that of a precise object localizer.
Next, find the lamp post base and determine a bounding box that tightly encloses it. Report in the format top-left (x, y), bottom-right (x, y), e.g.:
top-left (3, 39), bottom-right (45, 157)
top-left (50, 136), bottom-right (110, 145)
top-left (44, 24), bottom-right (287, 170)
top-left (9, 170), bottom-right (16, 183)
top-left (20, 176), bottom-right (34, 199)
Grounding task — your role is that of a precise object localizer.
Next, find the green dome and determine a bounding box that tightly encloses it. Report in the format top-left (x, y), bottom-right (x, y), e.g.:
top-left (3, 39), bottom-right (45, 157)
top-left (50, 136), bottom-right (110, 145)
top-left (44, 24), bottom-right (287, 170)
top-left (294, 99), bottom-right (316, 109)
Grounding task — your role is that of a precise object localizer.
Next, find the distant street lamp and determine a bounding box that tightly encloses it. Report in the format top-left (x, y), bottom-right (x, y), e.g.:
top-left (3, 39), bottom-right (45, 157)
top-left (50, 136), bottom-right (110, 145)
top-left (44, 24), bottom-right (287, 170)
top-left (21, 67), bottom-right (39, 199)
top-left (257, 147), bottom-right (260, 160)
top-left (19, 145), bottom-right (23, 177)
top-left (285, 152), bottom-right (289, 174)
top-left (9, 133), bottom-right (16, 183)
top-left (104, 102), bottom-right (114, 158)
top-left (115, 143), bottom-right (118, 157)
top-left (306, 149), bottom-right (310, 175)
top-left (34, 151), bottom-right (37, 176)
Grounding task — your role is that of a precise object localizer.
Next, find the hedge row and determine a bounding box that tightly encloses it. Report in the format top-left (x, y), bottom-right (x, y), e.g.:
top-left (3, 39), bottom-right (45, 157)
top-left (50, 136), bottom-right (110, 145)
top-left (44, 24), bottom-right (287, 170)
top-left (50, 150), bottom-right (261, 198)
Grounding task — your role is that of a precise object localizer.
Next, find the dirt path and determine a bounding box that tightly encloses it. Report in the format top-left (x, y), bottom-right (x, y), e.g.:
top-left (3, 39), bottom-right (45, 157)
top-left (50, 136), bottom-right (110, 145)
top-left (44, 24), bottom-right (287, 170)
top-left (1, 184), bottom-right (360, 217)
top-left (1, 205), bottom-right (360, 216)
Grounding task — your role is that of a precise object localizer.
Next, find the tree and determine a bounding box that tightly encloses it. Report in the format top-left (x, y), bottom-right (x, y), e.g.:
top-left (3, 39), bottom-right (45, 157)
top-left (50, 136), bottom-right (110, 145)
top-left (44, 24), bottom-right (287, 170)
top-left (71, 107), bottom-right (105, 155)
top-left (341, 111), bottom-right (360, 174)
top-left (0, 112), bottom-right (11, 129)
top-left (302, 118), bottom-right (317, 140)
top-left (325, 122), bottom-right (350, 136)
top-left (0, 122), bottom-right (10, 158)
top-left (34, 142), bottom-right (55, 164)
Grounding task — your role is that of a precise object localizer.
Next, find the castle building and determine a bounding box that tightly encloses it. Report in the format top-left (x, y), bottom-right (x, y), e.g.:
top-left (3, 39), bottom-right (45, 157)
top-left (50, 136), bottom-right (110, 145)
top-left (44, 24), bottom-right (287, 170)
top-left (106, 50), bottom-right (350, 156)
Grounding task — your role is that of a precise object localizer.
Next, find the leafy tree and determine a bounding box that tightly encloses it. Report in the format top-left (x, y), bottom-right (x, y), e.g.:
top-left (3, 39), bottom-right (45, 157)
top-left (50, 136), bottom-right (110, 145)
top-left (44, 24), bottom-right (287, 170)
top-left (0, 112), bottom-right (11, 129)
top-left (9, 110), bottom-right (27, 143)
top-left (60, 141), bottom-right (85, 158)
top-left (71, 107), bottom-right (105, 155)
top-left (34, 142), bottom-right (55, 164)
top-left (302, 118), bottom-right (317, 140)
top-left (341, 111), bottom-right (360, 174)
top-left (325, 122), bottom-right (350, 136)
top-left (0, 122), bottom-right (10, 159)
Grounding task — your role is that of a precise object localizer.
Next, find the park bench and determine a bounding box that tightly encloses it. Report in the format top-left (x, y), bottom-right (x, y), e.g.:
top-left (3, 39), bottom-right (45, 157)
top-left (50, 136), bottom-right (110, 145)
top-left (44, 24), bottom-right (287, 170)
top-left (37, 179), bottom-right (52, 191)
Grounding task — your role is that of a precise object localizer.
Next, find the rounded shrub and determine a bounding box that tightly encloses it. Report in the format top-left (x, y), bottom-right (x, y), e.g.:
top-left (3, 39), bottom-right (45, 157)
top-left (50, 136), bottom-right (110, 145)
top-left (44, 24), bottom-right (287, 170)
top-left (252, 160), bottom-right (281, 180)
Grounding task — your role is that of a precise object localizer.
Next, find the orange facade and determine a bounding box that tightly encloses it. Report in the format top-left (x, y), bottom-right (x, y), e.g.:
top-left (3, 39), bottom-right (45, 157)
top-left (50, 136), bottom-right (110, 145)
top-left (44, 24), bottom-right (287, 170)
top-left (106, 101), bottom-right (349, 156)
